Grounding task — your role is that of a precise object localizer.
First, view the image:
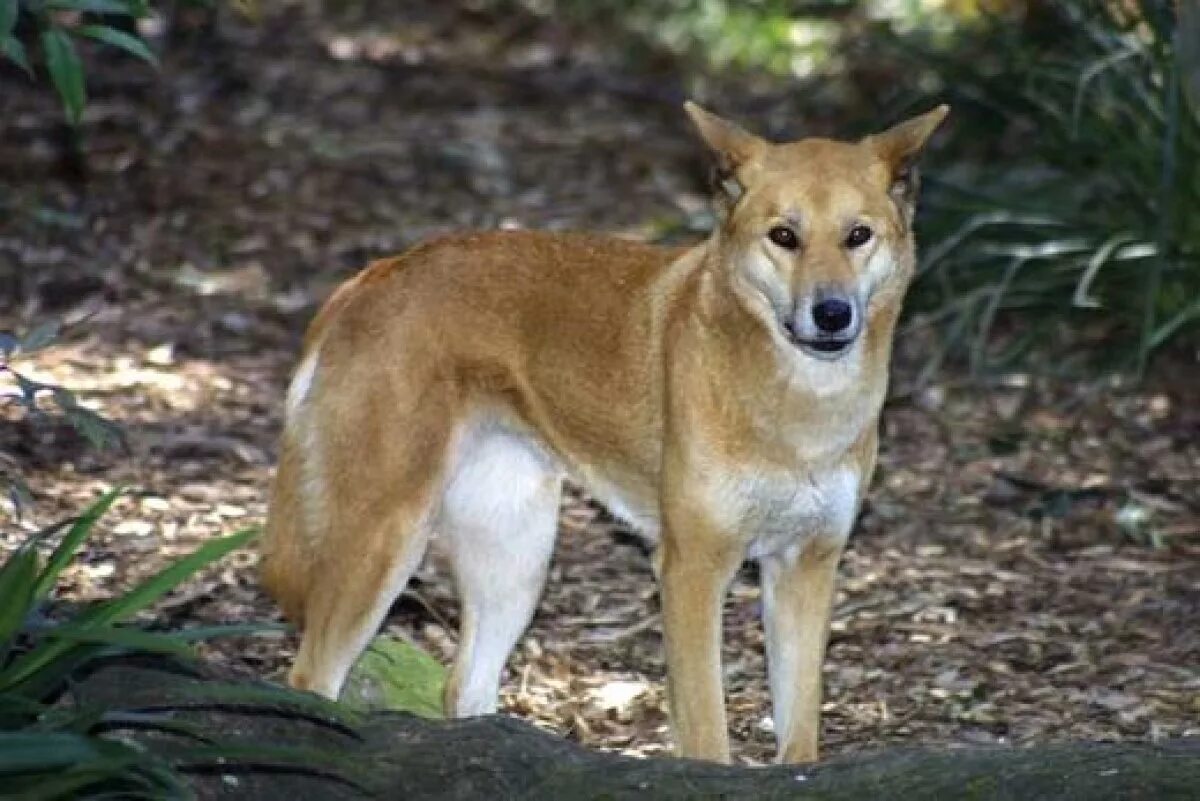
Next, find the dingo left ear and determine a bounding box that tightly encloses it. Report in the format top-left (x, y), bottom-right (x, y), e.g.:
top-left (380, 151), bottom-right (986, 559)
top-left (865, 105), bottom-right (950, 219)
top-left (684, 101), bottom-right (767, 204)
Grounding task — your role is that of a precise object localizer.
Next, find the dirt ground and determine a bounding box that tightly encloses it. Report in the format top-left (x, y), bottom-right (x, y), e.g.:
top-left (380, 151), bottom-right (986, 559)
top-left (1, 0), bottom-right (1197, 765)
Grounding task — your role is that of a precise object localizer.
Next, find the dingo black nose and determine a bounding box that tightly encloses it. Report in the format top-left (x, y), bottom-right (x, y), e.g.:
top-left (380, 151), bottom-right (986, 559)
top-left (812, 297), bottom-right (853, 333)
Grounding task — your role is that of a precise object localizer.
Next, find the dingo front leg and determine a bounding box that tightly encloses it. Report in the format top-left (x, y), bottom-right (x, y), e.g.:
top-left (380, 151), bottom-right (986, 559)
top-left (760, 537), bottom-right (844, 764)
top-left (658, 507), bottom-right (743, 763)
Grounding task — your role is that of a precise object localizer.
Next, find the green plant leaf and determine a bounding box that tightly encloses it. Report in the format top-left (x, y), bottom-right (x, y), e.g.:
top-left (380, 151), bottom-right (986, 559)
top-left (6, 473), bottom-right (35, 520)
top-left (0, 731), bottom-right (117, 773)
top-left (0, 547), bottom-right (40, 655)
top-left (74, 527), bottom-right (257, 628)
top-left (31, 207), bottom-right (86, 229)
top-left (20, 320), bottom-right (61, 354)
top-left (46, 0), bottom-right (135, 14)
top-left (0, 733), bottom-right (190, 800)
top-left (0, 529), bottom-right (256, 692)
top-left (168, 622), bottom-right (288, 641)
top-left (170, 743), bottom-right (370, 789)
top-left (1182, 0), bottom-right (1200, 118)
top-left (45, 389), bottom-right (125, 451)
top-left (0, 691), bottom-right (48, 720)
top-left (41, 624), bottom-right (196, 659)
top-left (899, 2), bottom-right (1199, 372)
top-left (41, 28), bottom-right (86, 126)
top-left (64, 404), bottom-right (125, 450)
top-left (15, 772), bottom-right (184, 801)
top-left (75, 24), bottom-right (158, 68)
top-left (168, 681), bottom-right (362, 731)
top-left (11, 774), bottom-right (156, 801)
top-left (96, 710), bottom-right (217, 744)
top-left (33, 487), bottom-right (124, 600)
top-left (0, 0), bottom-right (14, 37)
top-left (12, 370), bottom-right (44, 407)
top-left (1149, 294), bottom-right (1200, 350)
top-left (1, 34), bottom-right (30, 77)
top-left (51, 386), bottom-right (78, 409)
top-left (0, 643), bottom-right (109, 702)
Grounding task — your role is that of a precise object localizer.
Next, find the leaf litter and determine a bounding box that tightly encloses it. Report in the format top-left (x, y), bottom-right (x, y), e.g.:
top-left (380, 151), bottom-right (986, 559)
top-left (0, 0), bottom-right (1196, 765)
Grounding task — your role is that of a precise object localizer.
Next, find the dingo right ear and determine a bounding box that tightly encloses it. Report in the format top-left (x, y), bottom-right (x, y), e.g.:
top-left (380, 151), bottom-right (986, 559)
top-left (684, 101), bottom-right (767, 202)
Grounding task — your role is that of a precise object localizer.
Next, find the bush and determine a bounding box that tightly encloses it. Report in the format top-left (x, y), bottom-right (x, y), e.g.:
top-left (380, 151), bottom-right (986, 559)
top-left (1, 0), bottom-right (159, 127)
top-left (0, 490), bottom-right (361, 798)
top-left (899, 0), bottom-right (1200, 375)
top-left (1, 321), bottom-right (124, 517)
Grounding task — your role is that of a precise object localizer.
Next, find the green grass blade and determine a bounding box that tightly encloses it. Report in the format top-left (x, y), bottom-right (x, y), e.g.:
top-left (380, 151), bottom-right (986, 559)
top-left (0, 529), bottom-right (255, 692)
top-left (0, 692), bottom-right (48, 717)
top-left (45, 0), bottom-right (135, 13)
top-left (168, 622), bottom-right (288, 641)
top-left (1072, 47), bottom-right (1141, 136)
top-left (18, 320), bottom-right (60, 354)
top-left (74, 24), bottom-right (158, 68)
top-left (41, 28), bottom-right (86, 126)
top-left (156, 682), bottom-right (362, 731)
top-left (33, 486), bottom-right (125, 600)
top-left (0, 731), bottom-right (115, 773)
top-left (0, 35), bottom-right (31, 78)
top-left (1139, 50), bottom-right (1181, 374)
top-left (10, 759), bottom-right (190, 801)
top-left (0, 643), bottom-right (107, 701)
top-left (1149, 295), bottom-right (1200, 350)
top-left (170, 744), bottom-right (370, 791)
top-left (1070, 233), bottom-right (1140, 308)
top-left (41, 625), bottom-right (196, 659)
top-left (1182, 0), bottom-right (1200, 115)
top-left (0, 0), bottom-right (15, 37)
top-left (74, 528), bottom-right (257, 629)
top-left (96, 711), bottom-right (217, 744)
top-left (0, 547), bottom-right (40, 655)
top-left (971, 255), bottom-right (1029, 374)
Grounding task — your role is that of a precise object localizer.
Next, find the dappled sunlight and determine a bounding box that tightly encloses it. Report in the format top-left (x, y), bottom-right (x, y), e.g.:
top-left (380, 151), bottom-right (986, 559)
top-left (0, 0), bottom-right (1196, 770)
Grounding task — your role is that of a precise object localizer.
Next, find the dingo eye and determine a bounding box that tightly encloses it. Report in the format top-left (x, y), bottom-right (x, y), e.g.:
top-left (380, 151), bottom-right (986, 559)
top-left (845, 225), bottom-right (873, 249)
top-left (768, 226), bottom-right (799, 250)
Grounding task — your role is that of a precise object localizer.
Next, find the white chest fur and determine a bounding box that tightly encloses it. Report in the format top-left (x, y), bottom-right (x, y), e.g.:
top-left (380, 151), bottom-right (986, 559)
top-left (741, 465), bottom-right (861, 561)
top-left (585, 459), bottom-right (862, 559)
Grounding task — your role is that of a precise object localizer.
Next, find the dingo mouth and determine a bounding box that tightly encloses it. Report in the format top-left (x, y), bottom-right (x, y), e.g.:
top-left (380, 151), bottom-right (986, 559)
top-left (782, 320), bottom-right (858, 360)
top-left (795, 337), bottom-right (855, 360)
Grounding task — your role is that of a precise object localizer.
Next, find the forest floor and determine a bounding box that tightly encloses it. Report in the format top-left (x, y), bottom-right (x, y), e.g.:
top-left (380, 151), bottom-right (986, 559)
top-left (1, 0), bottom-right (1197, 764)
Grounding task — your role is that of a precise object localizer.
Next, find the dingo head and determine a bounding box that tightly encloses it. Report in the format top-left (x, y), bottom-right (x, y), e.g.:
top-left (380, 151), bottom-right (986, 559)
top-left (686, 102), bottom-right (948, 362)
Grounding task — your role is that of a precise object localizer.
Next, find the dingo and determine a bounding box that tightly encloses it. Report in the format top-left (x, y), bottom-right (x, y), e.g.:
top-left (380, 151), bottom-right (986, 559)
top-left (261, 102), bottom-right (948, 763)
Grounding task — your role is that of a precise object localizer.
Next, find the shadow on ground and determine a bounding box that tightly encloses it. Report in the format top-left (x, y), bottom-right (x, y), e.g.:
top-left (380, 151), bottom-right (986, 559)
top-left (1, 0), bottom-right (1197, 764)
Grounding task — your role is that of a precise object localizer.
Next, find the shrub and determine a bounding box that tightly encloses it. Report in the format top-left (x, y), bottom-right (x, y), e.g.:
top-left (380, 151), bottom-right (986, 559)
top-left (1, 321), bottom-right (124, 516)
top-left (1, 0), bottom-right (159, 127)
top-left (0, 490), bottom-right (362, 798)
top-left (900, 0), bottom-right (1200, 375)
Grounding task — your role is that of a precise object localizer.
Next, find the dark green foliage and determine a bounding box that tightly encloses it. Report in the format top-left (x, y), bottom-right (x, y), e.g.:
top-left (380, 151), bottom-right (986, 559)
top-left (0, 490), bottom-right (289, 799)
top-left (904, 0), bottom-right (1200, 374)
top-left (472, 0), bottom-right (857, 74)
top-left (1, 322), bottom-right (124, 517)
top-left (2, 0), bottom-right (159, 127)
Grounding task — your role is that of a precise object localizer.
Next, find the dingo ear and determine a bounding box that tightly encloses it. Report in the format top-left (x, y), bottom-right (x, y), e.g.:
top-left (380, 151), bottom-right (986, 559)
top-left (865, 104), bottom-right (950, 220)
top-left (684, 101), bottom-right (767, 203)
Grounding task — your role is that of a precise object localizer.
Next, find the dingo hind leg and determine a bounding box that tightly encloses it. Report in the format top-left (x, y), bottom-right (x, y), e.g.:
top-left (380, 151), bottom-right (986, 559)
top-left (284, 364), bottom-right (461, 700)
top-left (440, 426), bottom-right (563, 717)
top-left (288, 490), bottom-right (441, 700)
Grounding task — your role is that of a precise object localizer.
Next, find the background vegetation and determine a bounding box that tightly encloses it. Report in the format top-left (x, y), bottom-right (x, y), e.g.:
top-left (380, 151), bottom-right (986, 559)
top-left (4, 0), bottom-right (1197, 373)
